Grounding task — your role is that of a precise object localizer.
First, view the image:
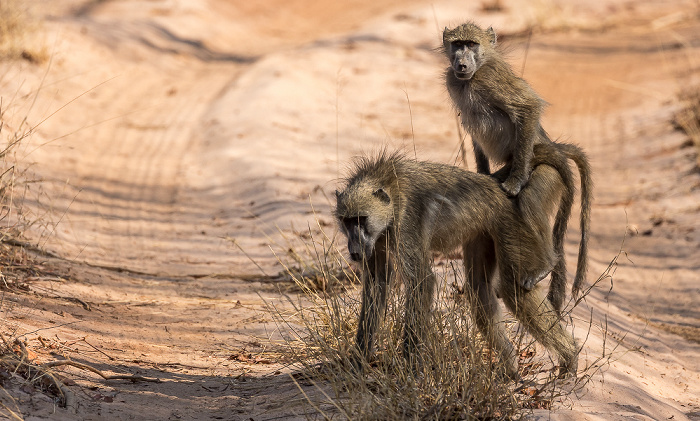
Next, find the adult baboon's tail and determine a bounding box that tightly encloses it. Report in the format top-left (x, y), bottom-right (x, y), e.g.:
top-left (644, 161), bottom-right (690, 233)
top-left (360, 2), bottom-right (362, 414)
top-left (559, 143), bottom-right (592, 298)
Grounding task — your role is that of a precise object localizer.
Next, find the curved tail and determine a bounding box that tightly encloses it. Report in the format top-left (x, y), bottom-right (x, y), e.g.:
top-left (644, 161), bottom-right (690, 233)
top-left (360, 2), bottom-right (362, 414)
top-left (558, 143), bottom-right (592, 297)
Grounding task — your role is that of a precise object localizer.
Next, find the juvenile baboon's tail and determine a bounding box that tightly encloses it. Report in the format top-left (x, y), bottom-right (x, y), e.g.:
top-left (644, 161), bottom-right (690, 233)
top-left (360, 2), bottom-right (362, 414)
top-left (558, 143), bottom-right (592, 298)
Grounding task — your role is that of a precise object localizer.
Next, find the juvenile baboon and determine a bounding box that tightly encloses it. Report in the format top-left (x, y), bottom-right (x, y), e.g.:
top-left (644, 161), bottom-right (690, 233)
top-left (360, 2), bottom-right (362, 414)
top-left (442, 22), bottom-right (592, 309)
top-left (334, 151), bottom-right (579, 378)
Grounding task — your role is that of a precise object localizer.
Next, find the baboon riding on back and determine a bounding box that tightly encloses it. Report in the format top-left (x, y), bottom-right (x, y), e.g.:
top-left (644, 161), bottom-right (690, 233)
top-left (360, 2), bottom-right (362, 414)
top-left (442, 22), bottom-right (592, 313)
top-left (335, 151), bottom-right (582, 378)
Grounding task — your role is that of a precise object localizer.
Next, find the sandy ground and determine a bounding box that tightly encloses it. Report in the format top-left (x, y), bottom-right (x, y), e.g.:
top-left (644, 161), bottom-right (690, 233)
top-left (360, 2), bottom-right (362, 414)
top-left (1, 0), bottom-right (699, 419)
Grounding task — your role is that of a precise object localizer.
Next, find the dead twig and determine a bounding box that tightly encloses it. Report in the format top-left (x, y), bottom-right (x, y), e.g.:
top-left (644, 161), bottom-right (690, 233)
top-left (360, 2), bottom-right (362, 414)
top-left (41, 360), bottom-right (161, 383)
top-left (82, 338), bottom-right (115, 361)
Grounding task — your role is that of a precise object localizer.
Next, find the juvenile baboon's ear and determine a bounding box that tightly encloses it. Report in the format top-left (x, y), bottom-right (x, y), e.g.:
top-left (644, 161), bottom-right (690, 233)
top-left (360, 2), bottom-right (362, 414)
top-left (486, 26), bottom-right (497, 45)
top-left (373, 188), bottom-right (391, 204)
top-left (334, 190), bottom-right (341, 200)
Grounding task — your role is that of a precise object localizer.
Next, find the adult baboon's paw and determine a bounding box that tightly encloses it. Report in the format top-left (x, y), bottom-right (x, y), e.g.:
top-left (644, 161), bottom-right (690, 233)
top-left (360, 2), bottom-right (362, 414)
top-left (557, 356), bottom-right (579, 379)
top-left (348, 352), bottom-right (368, 373)
top-left (557, 365), bottom-right (577, 379)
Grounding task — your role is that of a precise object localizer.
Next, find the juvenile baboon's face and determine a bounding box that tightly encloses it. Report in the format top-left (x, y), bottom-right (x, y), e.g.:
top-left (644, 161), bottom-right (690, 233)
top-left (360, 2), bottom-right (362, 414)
top-left (443, 23), bottom-right (496, 80)
top-left (335, 183), bottom-right (393, 263)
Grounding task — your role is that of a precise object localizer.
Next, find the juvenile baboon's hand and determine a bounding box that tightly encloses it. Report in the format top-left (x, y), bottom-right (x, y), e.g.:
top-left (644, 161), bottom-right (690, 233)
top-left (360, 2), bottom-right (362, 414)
top-left (500, 176), bottom-right (526, 197)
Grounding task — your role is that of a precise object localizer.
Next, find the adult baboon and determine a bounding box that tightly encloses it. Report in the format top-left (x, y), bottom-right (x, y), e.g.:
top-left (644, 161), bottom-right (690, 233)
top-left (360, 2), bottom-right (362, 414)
top-left (442, 22), bottom-right (592, 310)
top-left (334, 151), bottom-right (579, 378)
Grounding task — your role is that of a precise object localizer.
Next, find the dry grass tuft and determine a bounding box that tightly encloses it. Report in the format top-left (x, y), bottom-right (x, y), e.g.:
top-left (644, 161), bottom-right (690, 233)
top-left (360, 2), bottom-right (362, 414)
top-left (0, 0), bottom-right (48, 64)
top-left (674, 86), bottom-right (700, 168)
top-left (0, 77), bottom-right (60, 418)
top-left (268, 225), bottom-right (618, 419)
top-left (280, 226), bottom-right (357, 294)
top-left (1, 96), bottom-right (37, 258)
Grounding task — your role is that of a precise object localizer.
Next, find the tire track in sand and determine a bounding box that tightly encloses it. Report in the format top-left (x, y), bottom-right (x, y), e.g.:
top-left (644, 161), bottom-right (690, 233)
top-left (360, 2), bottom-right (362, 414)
top-left (31, 19), bottom-right (248, 276)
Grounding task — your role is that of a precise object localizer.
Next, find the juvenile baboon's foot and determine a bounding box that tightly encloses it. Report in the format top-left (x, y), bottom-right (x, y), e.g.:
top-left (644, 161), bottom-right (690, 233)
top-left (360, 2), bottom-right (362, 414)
top-left (500, 176), bottom-right (526, 197)
top-left (520, 266), bottom-right (554, 290)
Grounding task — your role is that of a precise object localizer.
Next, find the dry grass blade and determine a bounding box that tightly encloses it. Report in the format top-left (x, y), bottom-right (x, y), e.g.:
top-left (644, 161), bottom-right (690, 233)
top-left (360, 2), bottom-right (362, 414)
top-left (264, 222), bottom-right (620, 420)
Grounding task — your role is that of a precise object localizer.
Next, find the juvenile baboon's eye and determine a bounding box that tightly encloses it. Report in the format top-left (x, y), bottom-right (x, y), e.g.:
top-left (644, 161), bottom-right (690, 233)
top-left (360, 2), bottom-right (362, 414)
top-left (466, 41), bottom-right (478, 48)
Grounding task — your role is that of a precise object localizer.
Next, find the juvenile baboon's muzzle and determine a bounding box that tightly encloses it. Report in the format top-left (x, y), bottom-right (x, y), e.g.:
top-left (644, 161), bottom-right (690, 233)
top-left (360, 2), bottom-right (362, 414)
top-left (453, 64), bottom-right (474, 80)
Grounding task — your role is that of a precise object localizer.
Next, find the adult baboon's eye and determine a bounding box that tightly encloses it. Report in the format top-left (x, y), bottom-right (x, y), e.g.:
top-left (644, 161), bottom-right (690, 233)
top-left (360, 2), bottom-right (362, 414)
top-left (373, 188), bottom-right (391, 204)
top-left (343, 216), bottom-right (367, 230)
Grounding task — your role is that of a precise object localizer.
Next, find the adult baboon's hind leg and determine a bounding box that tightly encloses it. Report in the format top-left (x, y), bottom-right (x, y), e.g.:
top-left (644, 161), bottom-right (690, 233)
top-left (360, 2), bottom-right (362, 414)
top-left (464, 234), bottom-right (518, 379)
top-left (493, 163), bottom-right (559, 292)
top-left (499, 279), bottom-right (579, 377)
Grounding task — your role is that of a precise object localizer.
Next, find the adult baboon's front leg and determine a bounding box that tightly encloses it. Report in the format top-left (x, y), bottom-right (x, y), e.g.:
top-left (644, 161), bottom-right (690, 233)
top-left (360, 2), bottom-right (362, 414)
top-left (402, 252), bottom-right (436, 362)
top-left (464, 235), bottom-right (518, 378)
top-left (355, 241), bottom-right (391, 361)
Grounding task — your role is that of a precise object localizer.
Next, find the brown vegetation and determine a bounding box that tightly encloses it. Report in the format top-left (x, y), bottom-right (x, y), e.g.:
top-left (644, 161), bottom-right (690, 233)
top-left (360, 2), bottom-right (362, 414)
top-left (0, 0), bottom-right (47, 63)
top-left (675, 87), bottom-right (700, 168)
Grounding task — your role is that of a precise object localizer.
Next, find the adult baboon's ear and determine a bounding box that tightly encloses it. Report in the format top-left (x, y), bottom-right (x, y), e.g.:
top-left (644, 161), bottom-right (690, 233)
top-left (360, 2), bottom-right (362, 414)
top-left (486, 26), bottom-right (497, 45)
top-left (373, 188), bottom-right (391, 204)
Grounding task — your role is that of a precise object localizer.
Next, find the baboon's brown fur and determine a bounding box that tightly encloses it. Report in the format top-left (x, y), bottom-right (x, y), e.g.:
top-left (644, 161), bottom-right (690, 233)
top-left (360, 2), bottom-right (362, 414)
top-left (442, 22), bottom-right (592, 309)
top-left (335, 151), bottom-right (579, 378)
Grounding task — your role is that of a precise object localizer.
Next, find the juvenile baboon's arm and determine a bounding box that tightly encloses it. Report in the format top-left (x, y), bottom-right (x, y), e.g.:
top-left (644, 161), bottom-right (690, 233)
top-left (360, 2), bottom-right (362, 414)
top-left (501, 117), bottom-right (537, 196)
top-left (473, 141), bottom-right (491, 175)
top-left (491, 76), bottom-right (543, 197)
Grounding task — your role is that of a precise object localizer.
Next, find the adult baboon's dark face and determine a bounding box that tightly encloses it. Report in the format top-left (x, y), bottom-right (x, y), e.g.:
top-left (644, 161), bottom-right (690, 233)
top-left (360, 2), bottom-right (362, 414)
top-left (335, 185), bottom-right (392, 263)
top-left (341, 215), bottom-right (373, 262)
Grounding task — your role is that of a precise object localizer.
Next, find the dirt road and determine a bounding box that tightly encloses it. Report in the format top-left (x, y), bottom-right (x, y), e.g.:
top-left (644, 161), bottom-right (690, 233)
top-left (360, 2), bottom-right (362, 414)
top-left (1, 0), bottom-right (699, 419)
